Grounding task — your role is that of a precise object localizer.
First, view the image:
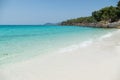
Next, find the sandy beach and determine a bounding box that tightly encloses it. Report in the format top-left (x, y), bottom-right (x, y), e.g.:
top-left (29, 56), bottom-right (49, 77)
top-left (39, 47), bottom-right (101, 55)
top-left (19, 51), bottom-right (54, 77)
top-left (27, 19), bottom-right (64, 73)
top-left (0, 29), bottom-right (120, 80)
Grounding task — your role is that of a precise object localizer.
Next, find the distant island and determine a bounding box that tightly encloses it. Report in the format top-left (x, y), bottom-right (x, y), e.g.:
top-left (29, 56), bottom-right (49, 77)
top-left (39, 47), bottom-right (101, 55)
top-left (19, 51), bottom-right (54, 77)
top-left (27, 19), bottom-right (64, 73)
top-left (61, 1), bottom-right (120, 28)
top-left (44, 23), bottom-right (58, 26)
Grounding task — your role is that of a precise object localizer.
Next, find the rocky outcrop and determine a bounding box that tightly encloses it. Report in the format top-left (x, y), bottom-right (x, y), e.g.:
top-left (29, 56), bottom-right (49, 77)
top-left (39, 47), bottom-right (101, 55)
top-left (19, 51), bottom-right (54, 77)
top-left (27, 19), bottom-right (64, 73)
top-left (108, 21), bottom-right (120, 28)
top-left (62, 21), bottom-right (120, 28)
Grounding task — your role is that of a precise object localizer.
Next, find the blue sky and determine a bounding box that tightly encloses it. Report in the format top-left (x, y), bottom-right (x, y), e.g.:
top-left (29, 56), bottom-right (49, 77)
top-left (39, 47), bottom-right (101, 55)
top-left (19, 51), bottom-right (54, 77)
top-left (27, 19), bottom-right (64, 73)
top-left (0, 0), bottom-right (118, 25)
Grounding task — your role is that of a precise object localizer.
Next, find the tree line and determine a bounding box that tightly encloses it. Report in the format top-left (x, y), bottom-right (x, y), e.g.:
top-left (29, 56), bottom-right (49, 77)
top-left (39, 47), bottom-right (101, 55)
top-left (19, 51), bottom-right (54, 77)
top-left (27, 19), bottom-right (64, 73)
top-left (61, 1), bottom-right (120, 25)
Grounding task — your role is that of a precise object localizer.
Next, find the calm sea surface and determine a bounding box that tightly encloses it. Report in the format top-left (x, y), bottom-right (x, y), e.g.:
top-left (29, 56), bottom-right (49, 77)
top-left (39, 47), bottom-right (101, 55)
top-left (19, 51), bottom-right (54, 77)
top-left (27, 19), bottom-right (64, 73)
top-left (0, 25), bottom-right (115, 65)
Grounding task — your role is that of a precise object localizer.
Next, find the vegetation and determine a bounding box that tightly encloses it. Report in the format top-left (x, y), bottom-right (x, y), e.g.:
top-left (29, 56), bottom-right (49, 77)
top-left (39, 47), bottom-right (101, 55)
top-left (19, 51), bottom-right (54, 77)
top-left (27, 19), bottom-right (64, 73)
top-left (61, 16), bottom-right (96, 25)
top-left (92, 6), bottom-right (118, 22)
top-left (61, 1), bottom-right (120, 26)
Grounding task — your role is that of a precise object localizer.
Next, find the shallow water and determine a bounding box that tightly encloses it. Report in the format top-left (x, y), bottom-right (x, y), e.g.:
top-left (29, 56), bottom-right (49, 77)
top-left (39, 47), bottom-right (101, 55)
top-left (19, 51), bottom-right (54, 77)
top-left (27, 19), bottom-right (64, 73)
top-left (0, 25), bottom-right (116, 65)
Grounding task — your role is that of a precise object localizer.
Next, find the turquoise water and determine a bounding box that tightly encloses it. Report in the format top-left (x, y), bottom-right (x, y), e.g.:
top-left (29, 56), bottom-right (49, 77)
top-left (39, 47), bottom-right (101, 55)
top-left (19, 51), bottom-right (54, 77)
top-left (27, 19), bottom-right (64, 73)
top-left (0, 25), bottom-right (115, 65)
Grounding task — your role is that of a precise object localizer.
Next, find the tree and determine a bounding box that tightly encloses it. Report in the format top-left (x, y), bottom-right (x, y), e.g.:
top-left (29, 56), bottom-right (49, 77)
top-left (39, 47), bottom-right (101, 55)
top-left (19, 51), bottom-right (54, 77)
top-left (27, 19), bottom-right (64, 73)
top-left (117, 0), bottom-right (120, 9)
top-left (92, 11), bottom-right (102, 22)
top-left (92, 6), bottom-right (117, 22)
top-left (101, 6), bottom-right (117, 22)
top-left (116, 0), bottom-right (120, 19)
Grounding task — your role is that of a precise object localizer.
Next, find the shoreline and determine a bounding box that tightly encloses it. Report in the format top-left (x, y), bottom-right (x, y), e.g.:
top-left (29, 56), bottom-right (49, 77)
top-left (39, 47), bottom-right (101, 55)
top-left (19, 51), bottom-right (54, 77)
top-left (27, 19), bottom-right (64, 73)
top-left (61, 20), bottom-right (120, 29)
top-left (61, 22), bottom-right (120, 29)
top-left (0, 29), bottom-right (120, 80)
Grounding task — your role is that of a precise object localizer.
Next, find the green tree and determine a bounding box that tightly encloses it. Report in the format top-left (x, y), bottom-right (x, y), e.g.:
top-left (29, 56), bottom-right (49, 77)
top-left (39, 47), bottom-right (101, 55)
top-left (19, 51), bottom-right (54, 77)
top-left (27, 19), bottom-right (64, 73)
top-left (92, 6), bottom-right (117, 22)
top-left (117, 0), bottom-right (120, 9)
top-left (92, 11), bottom-right (102, 21)
top-left (117, 0), bottom-right (120, 19)
top-left (101, 6), bottom-right (117, 22)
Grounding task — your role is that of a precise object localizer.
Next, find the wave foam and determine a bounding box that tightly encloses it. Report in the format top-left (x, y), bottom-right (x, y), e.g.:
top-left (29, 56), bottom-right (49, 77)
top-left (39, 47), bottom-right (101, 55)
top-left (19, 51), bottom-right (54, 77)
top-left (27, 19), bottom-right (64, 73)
top-left (99, 30), bottom-right (120, 40)
top-left (58, 30), bottom-right (120, 54)
top-left (99, 33), bottom-right (113, 40)
top-left (58, 40), bottom-right (93, 53)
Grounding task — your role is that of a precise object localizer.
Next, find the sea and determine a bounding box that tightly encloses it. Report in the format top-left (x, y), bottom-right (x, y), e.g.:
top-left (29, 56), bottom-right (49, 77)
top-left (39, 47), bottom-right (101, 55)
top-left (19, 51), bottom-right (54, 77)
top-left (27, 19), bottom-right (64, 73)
top-left (0, 25), bottom-right (116, 65)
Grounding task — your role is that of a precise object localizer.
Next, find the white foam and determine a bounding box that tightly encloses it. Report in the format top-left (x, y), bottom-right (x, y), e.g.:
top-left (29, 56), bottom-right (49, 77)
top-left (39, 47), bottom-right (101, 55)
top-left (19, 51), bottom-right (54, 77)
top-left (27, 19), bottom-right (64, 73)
top-left (100, 33), bottom-right (113, 39)
top-left (79, 40), bottom-right (93, 47)
top-left (58, 30), bottom-right (120, 54)
top-left (58, 40), bottom-right (93, 53)
top-left (99, 30), bottom-right (120, 40)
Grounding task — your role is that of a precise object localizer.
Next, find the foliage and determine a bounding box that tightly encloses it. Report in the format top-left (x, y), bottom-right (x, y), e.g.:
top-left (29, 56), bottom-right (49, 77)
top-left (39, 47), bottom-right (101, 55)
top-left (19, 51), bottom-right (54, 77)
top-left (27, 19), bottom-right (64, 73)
top-left (117, 0), bottom-right (120, 9)
top-left (117, 0), bottom-right (120, 19)
top-left (61, 16), bottom-right (97, 25)
top-left (61, 1), bottom-right (120, 25)
top-left (92, 6), bottom-right (117, 22)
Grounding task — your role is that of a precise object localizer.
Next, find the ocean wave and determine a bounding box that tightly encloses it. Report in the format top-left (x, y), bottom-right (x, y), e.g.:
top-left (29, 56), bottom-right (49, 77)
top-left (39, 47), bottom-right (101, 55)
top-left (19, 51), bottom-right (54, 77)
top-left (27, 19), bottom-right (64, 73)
top-left (58, 39), bottom-right (93, 53)
top-left (57, 30), bottom-right (120, 54)
top-left (99, 32), bottom-right (113, 40)
top-left (99, 29), bottom-right (120, 40)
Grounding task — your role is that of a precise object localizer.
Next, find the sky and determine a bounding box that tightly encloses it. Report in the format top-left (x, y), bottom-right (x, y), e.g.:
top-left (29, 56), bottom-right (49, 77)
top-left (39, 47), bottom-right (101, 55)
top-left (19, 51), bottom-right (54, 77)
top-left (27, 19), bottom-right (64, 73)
top-left (0, 0), bottom-right (118, 25)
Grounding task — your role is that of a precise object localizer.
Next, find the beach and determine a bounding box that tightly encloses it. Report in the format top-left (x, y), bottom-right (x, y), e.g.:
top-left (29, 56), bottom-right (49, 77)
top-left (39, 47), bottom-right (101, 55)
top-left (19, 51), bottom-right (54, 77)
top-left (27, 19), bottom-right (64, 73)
top-left (0, 0), bottom-right (120, 80)
top-left (0, 29), bottom-right (120, 80)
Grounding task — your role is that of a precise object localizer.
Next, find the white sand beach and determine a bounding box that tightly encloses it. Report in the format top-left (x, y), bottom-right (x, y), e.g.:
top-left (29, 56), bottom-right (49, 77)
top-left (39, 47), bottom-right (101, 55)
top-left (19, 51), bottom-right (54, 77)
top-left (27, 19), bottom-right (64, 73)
top-left (0, 30), bottom-right (120, 80)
